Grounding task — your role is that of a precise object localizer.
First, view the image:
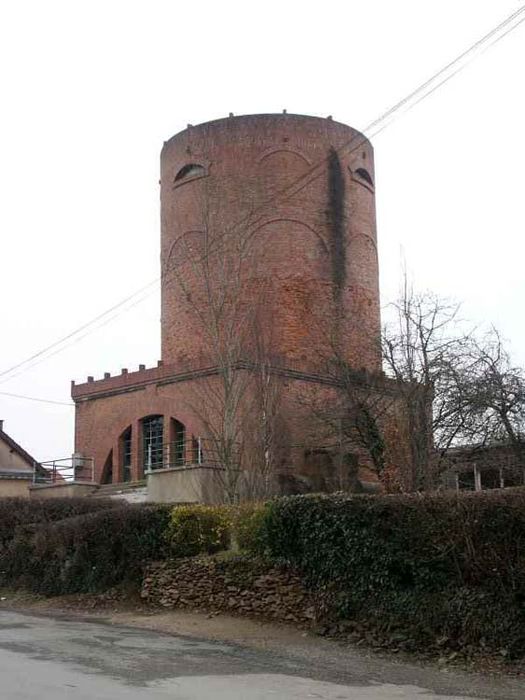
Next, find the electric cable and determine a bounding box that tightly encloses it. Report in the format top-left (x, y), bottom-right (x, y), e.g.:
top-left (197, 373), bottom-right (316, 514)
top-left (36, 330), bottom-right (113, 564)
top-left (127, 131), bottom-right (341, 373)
top-left (1, 5), bottom-right (523, 389)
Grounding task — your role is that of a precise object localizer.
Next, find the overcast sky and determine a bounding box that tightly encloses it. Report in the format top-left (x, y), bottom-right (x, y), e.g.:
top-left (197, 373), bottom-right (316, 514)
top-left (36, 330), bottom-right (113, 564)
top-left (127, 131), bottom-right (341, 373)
top-left (0, 0), bottom-right (524, 461)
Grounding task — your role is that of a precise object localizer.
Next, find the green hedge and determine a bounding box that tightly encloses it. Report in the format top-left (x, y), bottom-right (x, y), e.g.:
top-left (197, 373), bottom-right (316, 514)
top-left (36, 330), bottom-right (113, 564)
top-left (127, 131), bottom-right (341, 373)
top-left (6, 504), bottom-right (172, 595)
top-left (165, 504), bottom-right (231, 557)
top-left (257, 490), bottom-right (525, 655)
top-left (231, 503), bottom-right (269, 554)
top-left (0, 497), bottom-right (117, 551)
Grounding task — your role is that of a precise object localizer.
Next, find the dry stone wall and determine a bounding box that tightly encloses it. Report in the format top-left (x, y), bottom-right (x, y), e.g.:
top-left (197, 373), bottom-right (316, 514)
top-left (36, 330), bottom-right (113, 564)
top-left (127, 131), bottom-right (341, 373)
top-left (141, 556), bottom-right (317, 625)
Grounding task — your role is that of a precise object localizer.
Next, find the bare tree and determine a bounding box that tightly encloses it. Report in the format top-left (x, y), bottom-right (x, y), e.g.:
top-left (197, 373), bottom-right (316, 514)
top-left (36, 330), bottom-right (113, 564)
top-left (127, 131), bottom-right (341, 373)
top-left (461, 328), bottom-right (525, 456)
top-left (242, 343), bottom-right (284, 500)
top-left (294, 353), bottom-right (397, 493)
top-left (381, 279), bottom-right (477, 490)
top-left (164, 190), bottom-right (284, 503)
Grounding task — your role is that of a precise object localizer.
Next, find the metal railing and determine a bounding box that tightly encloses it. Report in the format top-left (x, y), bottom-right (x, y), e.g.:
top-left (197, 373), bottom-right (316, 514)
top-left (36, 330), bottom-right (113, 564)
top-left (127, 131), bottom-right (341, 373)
top-left (144, 438), bottom-right (240, 472)
top-left (34, 456), bottom-right (95, 484)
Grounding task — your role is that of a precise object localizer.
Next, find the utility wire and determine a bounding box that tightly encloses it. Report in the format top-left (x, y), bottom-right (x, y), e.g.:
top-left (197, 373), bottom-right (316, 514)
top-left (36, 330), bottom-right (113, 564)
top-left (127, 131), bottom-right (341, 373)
top-left (0, 277), bottom-right (159, 382)
top-left (1, 5), bottom-right (524, 389)
top-left (1, 286), bottom-right (159, 385)
top-left (0, 391), bottom-right (73, 407)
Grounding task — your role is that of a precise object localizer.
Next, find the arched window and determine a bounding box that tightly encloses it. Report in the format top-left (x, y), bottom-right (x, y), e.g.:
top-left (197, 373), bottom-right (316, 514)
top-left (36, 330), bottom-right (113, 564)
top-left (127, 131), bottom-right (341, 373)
top-left (174, 163), bottom-right (205, 183)
top-left (142, 415), bottom-right (164, 472)
top-left (354, 167), bottom-right (374, 187)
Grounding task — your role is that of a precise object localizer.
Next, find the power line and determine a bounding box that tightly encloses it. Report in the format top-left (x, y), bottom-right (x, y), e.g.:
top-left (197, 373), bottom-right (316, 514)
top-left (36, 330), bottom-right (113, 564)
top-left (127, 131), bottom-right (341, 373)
top-left (1, 5), bottom-right (523, 386)
top-left (0, 391), bottom-right (73, 407)
top-left (0, 286), bottom-right (159, 385)
top-left (0, 277), bottom-right (160, 382)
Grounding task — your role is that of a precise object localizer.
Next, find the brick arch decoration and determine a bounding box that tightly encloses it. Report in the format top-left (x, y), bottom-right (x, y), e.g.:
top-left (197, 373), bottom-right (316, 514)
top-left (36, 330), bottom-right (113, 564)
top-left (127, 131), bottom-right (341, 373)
top-left (163, 229), bottom-right (206, 277)
top-left (257, 147), bottom-right (312, 166)
top-left (245, 218), bottom-right (335, 360)
top-left (249, 218), bottom-right (329, 255)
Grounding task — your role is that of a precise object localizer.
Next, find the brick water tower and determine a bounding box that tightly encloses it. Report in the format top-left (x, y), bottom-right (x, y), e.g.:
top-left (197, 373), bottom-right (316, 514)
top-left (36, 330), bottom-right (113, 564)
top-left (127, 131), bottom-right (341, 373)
top-left (72, 114), bottom-right (386, 493)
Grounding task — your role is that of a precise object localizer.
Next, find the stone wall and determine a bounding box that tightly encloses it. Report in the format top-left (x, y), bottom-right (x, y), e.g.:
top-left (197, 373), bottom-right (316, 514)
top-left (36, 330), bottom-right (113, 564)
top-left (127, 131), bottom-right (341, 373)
top-left (141, 556), bottom-right (317, 625)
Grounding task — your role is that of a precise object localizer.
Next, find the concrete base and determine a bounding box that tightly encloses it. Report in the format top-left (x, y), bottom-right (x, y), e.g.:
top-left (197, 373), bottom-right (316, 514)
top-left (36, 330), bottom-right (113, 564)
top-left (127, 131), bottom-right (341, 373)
top-left (29, 482), bottom-right (98, 499)
top-left (146, 466), bottom-right (231, 504)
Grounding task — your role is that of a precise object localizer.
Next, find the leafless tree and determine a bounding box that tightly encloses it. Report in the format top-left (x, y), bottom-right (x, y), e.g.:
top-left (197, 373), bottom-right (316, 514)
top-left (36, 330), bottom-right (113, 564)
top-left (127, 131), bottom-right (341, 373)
top-left (241, 320), bottom-right (284, 500)
top-left (460, 328), bottom-right (525, 456)
top-left (164, 191), bottom-right (283, 503)
top-left (381, 277), bottom-right (479, 490)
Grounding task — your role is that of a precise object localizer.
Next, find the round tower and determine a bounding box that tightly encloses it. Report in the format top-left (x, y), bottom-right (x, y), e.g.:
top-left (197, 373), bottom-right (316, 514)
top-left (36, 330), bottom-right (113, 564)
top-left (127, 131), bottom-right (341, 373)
top-left (160, 113), bottom-right (381, 372)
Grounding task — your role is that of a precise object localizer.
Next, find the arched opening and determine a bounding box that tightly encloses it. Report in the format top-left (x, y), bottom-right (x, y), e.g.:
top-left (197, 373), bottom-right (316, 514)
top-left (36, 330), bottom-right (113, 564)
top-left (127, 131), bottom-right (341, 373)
top-left (142, 415), bottom-right (164, 472)
top-left (303, 448), bottom-right (335, 491)
top-left (174, 163), bottom-right (205, 182)
top-left (170, 418), bottom-right (186, 467)
top-left (354, 167), bottom-right (374, 187)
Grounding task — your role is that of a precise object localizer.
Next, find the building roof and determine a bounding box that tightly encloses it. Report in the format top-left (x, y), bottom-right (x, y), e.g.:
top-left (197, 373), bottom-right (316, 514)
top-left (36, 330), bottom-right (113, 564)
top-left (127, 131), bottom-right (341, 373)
top-left (0, 421), bottom-right (43, 474)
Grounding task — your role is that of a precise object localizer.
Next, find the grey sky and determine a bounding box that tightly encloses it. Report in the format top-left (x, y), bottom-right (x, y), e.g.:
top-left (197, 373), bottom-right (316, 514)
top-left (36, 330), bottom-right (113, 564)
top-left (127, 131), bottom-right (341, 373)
top-left (0, 1), bottom-right (524, 460)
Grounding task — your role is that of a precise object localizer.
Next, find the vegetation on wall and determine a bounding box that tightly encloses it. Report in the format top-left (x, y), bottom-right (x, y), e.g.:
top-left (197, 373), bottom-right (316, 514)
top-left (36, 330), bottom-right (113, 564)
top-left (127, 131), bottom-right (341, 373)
top-left (255, 491), bottom-right (525, 655)
top-left (2, 503), bottom-right (172, 595)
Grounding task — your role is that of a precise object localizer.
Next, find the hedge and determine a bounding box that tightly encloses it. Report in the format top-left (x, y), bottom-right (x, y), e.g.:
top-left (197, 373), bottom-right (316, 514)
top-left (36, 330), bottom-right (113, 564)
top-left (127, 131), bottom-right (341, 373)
top-left (0, 497), bottom-right (117, 552)
top-left (5, 504), bottom-right (172, 595)
top-left (165, 504), bottom-right (231, 557)
top-left (257, 490), bottom-right (525, 655)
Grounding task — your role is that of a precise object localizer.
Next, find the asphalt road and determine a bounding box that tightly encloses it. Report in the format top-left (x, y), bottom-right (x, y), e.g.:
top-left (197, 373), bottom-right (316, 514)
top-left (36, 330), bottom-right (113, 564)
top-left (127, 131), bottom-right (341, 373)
top-left (0, 610), bottom-right (523, 699)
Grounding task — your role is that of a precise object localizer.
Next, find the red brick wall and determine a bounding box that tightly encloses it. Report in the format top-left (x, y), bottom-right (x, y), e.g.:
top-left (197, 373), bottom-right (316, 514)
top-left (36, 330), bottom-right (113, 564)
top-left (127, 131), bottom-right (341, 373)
top-left (160, 114), bottom-right (381, 372)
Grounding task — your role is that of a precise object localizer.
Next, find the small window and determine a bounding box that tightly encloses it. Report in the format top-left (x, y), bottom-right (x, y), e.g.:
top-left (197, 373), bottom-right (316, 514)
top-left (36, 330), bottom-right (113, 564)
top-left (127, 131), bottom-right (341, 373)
top-left (174, 163), bottom-right (205, 182)
top-left (354, 168), bottom-right (374, 187)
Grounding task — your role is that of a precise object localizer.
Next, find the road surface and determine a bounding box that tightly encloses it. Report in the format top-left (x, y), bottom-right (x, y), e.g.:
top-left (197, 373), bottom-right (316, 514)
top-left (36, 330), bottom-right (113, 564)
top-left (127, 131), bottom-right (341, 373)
top-left (0, 610), bottom-right (523, 699)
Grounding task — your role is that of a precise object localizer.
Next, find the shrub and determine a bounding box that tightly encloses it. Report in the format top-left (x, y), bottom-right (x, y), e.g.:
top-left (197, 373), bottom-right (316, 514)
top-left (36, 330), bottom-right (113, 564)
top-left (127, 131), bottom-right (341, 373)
top-left (258, 490), bottom-right (525, 655)
top-left (231, 502), bottom-right (269, 554)
top-left (8, 504), bottom-right (172, 596)
top-left (0, 497), bottom-right (116, 552)
top-left (165, 504), bottom-right (231, 557)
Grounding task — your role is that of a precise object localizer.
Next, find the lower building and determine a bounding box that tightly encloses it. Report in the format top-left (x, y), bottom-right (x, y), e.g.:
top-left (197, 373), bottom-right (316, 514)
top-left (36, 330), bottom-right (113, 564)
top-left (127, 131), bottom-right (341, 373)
top-left (0, 420), bottom-right (40, 497)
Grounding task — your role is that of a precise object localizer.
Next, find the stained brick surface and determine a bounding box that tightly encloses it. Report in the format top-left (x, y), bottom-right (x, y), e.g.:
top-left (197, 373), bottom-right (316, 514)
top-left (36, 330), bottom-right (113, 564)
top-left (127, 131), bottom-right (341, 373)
top-left (73, 114), bottom-right (385, 486)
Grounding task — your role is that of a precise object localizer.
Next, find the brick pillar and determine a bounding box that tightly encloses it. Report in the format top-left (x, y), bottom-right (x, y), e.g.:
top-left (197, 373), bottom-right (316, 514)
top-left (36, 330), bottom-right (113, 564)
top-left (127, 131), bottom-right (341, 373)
top-left (132, 419), bottom-right (142, 481)
top-left (164, 415), bottom-right (172, 468)
top-left (114, 437), bottom-right (123, 484)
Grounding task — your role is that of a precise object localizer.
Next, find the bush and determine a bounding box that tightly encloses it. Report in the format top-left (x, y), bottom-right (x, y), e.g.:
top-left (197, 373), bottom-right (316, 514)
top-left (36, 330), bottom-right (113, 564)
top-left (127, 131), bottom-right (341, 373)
top-left (165, 504), bottom-right (231, 557)
top-left (7, 504), bottom-right (172, 596)
top-left (0, 497), bottom-right (117, 552)
top-left (231, 502), bottom-right (269, 554)
top-left (257, 490), bottom-right (525, 655)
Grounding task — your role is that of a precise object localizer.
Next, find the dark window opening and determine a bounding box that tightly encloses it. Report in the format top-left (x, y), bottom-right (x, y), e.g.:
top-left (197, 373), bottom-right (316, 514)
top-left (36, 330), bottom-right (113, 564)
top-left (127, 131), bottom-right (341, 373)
top-left (174, 163), bottom-right (205, 182)
top-left (502, 467), bottom-right (524, 487)
top-left (143, 415), bottom-right (164, 472)
top-left (480, 468), bottom-right (501, 490)
top-left (458, 469), bottom-right (475, 490)
top-left (304, 448), bottom-right (335, 491)
top-left (122, 427), bottom-right (132, 482)
top-left (354, 167), bottom-right (374, 187)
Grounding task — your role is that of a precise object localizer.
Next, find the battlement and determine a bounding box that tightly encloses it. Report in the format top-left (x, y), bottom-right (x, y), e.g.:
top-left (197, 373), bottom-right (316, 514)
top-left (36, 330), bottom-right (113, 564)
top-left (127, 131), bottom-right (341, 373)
top-left (71, 350), bottom-right (232, 401)
top-left (71, 361), bottom-right (168, 400)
